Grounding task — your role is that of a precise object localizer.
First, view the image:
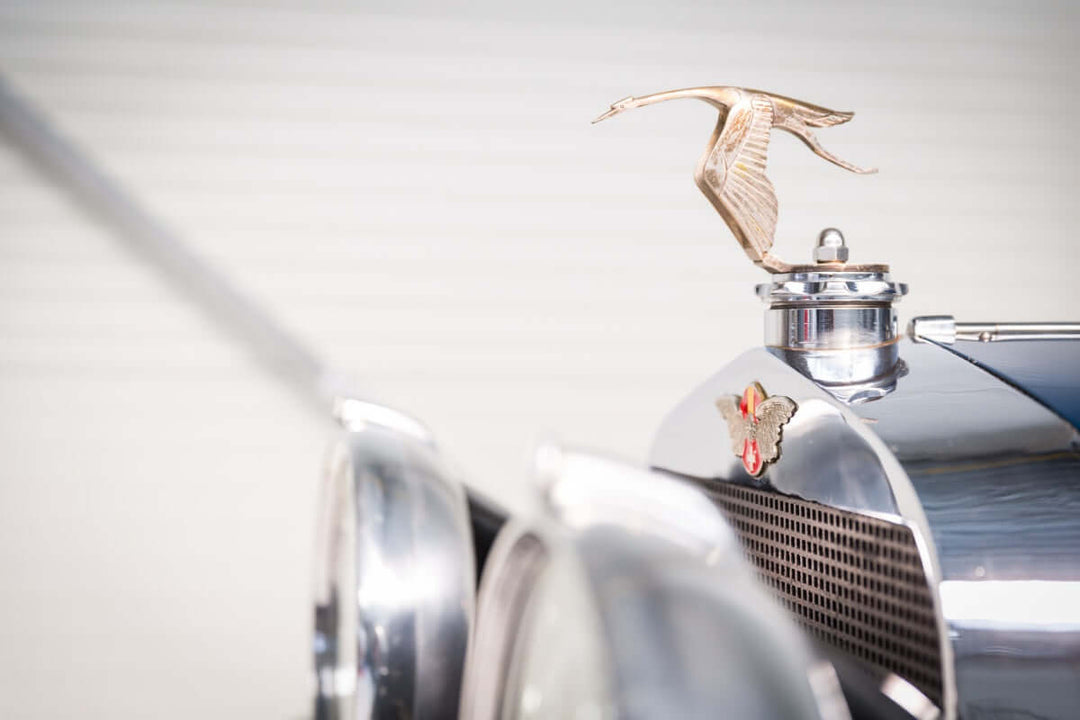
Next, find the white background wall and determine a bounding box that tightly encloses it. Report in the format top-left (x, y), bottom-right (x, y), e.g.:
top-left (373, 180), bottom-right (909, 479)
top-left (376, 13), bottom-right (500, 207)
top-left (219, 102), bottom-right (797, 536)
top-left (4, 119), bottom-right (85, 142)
top-left (2, 1), bottom-right (1078, 717)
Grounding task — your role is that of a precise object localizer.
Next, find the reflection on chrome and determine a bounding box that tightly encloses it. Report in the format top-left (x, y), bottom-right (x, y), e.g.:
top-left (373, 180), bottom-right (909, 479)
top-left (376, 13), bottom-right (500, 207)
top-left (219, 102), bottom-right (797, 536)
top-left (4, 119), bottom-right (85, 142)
top-left (806, 662), bottom-right (854, 720)
top-left (939, 580), bottom-right (1080, 631)
top-left (541, 448), bottom-right (734, 550)
top-left (333, 396), bottom-right (434, 444)
top-left (880, 673), bottom-right (939, 720)
top-left (313, 404), bottom-right (474, 720)
top-left (462, 445), bottom-right (851, 720)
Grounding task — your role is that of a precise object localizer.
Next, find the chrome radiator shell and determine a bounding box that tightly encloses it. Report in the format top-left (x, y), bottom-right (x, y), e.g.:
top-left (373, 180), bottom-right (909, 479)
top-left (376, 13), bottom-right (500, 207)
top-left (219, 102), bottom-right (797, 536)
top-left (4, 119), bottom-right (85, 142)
top-left (649, 339), bottom-right (1080, 720)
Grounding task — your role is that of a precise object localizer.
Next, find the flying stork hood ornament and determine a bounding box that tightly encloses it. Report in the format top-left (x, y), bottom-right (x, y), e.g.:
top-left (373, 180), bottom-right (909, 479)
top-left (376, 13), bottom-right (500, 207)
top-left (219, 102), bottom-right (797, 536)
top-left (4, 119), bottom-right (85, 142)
top-left (593, 85), bottom-right (877, 274)
top-left (595, 85), bottom-right (908, 391)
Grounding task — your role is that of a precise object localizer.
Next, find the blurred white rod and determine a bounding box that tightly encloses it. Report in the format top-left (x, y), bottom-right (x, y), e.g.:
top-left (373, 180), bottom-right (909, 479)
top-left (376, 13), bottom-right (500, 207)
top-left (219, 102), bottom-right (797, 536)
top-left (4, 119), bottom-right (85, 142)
top-left (0, 75), bottom-right (346, 417)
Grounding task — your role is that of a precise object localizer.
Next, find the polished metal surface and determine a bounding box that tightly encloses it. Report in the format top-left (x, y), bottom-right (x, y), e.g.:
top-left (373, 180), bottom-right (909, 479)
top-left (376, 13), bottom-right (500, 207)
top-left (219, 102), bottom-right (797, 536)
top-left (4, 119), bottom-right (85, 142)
top-left (647, 344), bottom-right (954, 717)
top-left (758, 271), bottom-right (907, 306)
top-left (458, 524), bottom-right (551, 720)
top-left (313, 406), bottom-right (475, 720)
top-left (758, 265), bottom-right (907, 385)
top-left (334, 396), bottom-right (435, 445)
top-left (462, 447), bottom-right (850, 720)
top-left (593, 86), bottom-right (877, 273)
top-left (768, 345), bottom-right (903, 391)
top-left (764, 303), bottom-right (901, 387)
top-left (814, 227), bottom-right (850, 263)
top-left (649, 346), bottom-right (954, 714)
top-left (935, 338), bottom-right (1080, 431)
top-left (951, 322), bottom-right (1080, 342)
top-left (650, 338), bottom-right (1080, 719)
top-left (650, 347), bottom-right (913, 519)
top-left (765, 306), bottom-right (898, 351)
top-left (847, 341), bottom-right (1080, 720)
top-left (910, 315), bottom-right (1080, 344)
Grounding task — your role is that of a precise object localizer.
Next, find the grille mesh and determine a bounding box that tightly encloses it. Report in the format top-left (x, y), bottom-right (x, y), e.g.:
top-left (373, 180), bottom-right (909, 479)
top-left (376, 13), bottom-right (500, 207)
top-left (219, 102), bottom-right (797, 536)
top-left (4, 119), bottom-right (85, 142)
top-left (700, 480), bottom-right (943, 706)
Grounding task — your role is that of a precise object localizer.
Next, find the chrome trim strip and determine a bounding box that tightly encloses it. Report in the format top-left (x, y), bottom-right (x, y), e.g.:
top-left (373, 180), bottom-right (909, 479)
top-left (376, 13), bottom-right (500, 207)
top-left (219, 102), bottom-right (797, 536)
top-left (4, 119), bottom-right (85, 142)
top-left (911, 315), bottom-right (1080, 344)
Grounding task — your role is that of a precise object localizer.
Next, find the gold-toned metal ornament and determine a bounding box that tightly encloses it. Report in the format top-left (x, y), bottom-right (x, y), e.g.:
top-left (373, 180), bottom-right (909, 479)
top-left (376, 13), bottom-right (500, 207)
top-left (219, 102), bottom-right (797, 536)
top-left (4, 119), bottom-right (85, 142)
top-left (594, 86), bottom-right (876, 273)
top-left (715, 383), bottom-right (797, 477)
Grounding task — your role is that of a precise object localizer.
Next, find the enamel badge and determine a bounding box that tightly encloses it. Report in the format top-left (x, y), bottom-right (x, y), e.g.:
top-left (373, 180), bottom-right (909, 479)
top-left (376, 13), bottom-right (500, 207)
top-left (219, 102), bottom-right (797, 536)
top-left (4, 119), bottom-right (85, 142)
top-left (716, 383), bottom-right (797, 477)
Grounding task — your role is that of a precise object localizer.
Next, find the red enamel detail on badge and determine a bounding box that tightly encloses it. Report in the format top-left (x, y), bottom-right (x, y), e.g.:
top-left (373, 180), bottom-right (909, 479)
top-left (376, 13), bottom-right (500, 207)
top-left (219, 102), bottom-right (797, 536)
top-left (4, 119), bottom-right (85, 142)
top-left (742, 438), bottom-right (763, 475)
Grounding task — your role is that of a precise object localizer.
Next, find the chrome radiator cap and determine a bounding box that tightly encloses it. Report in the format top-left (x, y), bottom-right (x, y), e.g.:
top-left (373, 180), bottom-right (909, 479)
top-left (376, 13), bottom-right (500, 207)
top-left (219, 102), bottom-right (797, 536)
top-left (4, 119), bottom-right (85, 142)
top-left (757, 229), bottom-right (908, 388)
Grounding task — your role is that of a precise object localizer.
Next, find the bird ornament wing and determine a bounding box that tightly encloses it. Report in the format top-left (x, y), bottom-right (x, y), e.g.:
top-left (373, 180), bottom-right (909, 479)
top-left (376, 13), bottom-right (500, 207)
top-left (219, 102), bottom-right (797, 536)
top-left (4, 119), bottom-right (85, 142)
top-left (695, 94), bottom-right (778, 264)
top-left (753, 395), bottom-right (797, 464)
top-left (715, 395), bottom-right (750, 456)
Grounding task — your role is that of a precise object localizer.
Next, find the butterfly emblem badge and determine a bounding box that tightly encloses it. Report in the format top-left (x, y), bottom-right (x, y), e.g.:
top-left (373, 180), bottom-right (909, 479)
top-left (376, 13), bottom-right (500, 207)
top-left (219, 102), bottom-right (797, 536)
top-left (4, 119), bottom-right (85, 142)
top-left (716, 383), bottom-right (797, 477)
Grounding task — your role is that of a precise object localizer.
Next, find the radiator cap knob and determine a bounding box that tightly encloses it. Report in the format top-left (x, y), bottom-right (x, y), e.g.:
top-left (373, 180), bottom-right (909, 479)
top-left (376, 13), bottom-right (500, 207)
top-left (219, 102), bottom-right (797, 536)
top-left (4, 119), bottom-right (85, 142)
top-left (814, 228), bottom-right (849, 264)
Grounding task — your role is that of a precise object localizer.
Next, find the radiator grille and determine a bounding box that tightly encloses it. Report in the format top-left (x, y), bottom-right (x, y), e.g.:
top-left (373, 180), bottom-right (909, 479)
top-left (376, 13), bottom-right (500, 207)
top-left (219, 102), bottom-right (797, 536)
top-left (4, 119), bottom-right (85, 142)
top-left (701, 481), bottom-right (943, 707)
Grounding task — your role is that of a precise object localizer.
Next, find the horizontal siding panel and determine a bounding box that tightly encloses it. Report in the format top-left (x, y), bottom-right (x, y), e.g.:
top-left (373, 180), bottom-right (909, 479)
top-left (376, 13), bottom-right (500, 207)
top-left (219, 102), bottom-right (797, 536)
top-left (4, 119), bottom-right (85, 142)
top-left (0, 1), bottom-right (1077, 718)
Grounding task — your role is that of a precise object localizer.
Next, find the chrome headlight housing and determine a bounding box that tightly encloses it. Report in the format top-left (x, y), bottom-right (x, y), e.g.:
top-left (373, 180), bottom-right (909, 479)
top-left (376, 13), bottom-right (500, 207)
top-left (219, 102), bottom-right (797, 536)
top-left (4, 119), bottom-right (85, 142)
top-left (461, 447), bottom-right (849, 720)
top-left (313, 401), bottom-right (475, 720)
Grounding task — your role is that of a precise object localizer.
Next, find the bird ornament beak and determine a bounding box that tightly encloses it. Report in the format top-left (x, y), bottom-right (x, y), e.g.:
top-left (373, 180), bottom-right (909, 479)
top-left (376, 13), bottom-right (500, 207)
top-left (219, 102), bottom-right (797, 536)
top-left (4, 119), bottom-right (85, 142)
top-left (592, 96), bottom-right (637, 124)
